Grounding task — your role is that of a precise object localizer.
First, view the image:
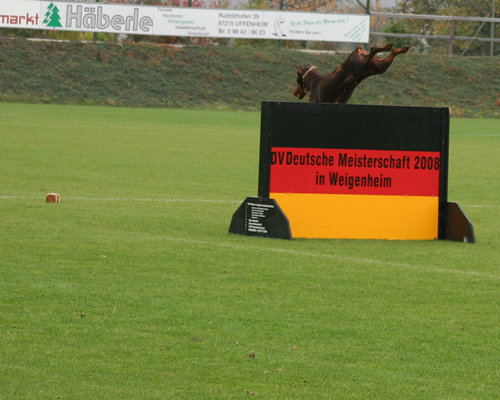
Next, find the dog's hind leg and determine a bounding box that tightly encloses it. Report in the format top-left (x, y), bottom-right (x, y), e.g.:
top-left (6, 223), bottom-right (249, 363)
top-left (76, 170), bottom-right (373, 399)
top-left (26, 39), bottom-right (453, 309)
top-left (366, 45), bottom-right (410, 75)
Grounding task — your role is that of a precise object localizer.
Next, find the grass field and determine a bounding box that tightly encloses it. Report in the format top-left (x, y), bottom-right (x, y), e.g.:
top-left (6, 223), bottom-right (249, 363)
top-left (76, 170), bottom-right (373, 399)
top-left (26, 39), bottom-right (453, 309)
top-left (0, 102), bottom-right (499, 399)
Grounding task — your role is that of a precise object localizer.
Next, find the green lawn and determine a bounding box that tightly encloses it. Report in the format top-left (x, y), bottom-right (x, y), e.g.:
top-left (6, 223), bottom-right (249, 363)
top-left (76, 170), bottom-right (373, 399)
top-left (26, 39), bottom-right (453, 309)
top-left (0, 103), bottom-right (498, 399)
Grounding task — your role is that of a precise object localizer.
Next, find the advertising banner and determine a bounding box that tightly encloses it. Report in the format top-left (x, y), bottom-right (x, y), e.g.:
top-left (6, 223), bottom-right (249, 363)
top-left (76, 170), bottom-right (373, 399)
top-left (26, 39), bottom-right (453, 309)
top-left (0, 0), bottom-right (370, 43)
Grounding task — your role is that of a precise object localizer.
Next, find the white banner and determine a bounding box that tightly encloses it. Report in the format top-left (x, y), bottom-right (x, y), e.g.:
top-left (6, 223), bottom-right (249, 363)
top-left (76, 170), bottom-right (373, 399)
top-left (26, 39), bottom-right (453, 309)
top-left (0, 0), bottom-right (370, 43)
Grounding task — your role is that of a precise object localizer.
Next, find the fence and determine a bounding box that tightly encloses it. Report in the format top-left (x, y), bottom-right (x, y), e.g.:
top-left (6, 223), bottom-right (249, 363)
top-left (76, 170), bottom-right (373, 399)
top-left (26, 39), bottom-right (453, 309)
top-left (370, 12), bottom-right (500, 56)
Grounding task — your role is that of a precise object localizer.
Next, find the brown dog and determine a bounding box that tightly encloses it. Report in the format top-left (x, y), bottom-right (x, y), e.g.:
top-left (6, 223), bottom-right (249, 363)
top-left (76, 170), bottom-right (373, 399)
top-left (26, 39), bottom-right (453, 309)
top-left (294, 43), bottom-right (409, 104)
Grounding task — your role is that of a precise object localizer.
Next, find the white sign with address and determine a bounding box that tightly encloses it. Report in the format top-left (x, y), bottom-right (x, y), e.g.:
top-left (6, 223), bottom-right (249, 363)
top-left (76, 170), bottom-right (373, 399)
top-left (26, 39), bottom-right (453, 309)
top-left (0, 0), bottom-right (370, 43)
top-left (154, 8), bottom-right (369, 42)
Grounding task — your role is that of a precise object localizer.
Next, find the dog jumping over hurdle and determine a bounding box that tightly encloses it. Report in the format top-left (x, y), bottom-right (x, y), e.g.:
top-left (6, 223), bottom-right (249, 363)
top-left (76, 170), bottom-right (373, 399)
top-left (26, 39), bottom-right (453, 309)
top-left (294, 43), bottom-right (409, 104)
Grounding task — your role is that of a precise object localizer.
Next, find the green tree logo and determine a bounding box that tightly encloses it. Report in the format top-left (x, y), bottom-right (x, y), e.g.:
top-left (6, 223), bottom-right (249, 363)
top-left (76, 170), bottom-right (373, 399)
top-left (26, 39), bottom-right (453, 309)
top-left (44, 3), bottom-right (63, 28)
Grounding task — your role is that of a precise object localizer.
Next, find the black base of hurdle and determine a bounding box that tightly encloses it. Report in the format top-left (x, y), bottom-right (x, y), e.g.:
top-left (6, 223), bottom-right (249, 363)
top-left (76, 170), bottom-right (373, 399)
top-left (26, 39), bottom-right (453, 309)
top-left (228, 196), bottom-right (292, 240)
top-left (445, 202), bottom-right (476, 243)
